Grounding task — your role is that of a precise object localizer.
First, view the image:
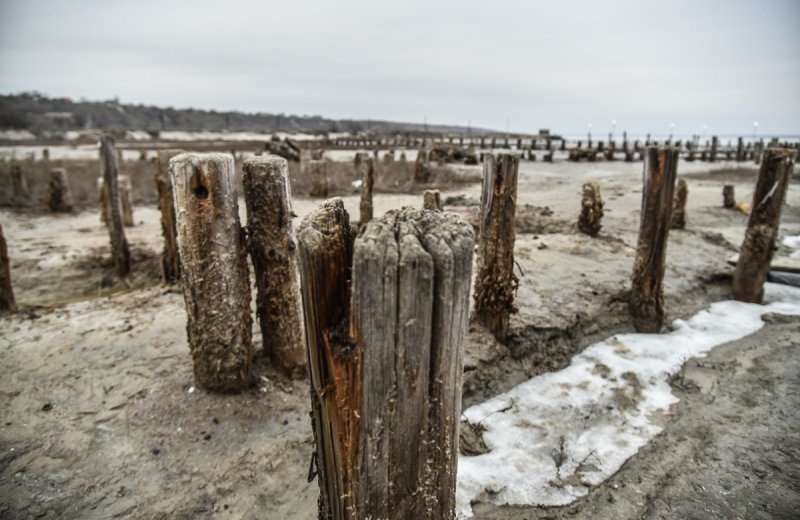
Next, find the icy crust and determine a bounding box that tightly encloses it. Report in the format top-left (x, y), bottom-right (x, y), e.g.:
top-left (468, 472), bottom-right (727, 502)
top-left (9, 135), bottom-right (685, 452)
top-left (456, 283), bottom-right (800, 518)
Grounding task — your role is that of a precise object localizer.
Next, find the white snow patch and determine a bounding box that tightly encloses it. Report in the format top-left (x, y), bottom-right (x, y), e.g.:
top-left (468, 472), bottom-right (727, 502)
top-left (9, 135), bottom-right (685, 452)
top-left (456, 283), bottom-right (800, 518)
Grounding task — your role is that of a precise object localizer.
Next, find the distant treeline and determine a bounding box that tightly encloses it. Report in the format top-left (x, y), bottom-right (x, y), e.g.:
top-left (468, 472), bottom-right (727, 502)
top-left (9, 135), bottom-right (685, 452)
top-left (0, 92), bottom-right (487, 136)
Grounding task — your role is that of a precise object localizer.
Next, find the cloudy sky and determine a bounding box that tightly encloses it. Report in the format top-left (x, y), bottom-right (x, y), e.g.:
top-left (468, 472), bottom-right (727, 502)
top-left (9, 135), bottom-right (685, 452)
top-left (1, 0), bottom-right (798, 136)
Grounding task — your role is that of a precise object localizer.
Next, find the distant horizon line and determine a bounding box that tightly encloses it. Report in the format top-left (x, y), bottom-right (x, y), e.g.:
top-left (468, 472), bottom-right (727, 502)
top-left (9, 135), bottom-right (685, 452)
top-left (2, 91), bottom-right (798, 139)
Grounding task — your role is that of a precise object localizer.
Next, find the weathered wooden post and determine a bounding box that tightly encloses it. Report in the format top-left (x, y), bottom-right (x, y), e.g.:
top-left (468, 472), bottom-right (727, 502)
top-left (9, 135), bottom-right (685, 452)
top-left (474, 153), bottom-right (519, 341)
top-left (297, 200), bottom-right (474, 520)
top-left (97, 177), bottom-right (109, 223)
top-left (732, 149), bottom-right (795, 303)
top-left (736, 137), bottom-right (745, 162)
top-left (99, 136), bottom-right (131, 277)
top-left (155, 150), bottom-right (182, 283)
top-left (0, 224), bottom-right (14, 311)
top-left (723, 185), bottom-right (736, 208)
top-left (359, 156), bottom-right (375, 225)
top-left (10, 162), bottom-right (30, 206)
top-left (242, 155), bottom-right (307, 378)
top-left (423, 189), bottom-right (443, 211)
top-left (170, 152), bottom-right (252, 392)
top-left (578, 181), bottom-right (604, 236)
top-left (47, 168), bottom-right (73, 212)
top-left (308, 160), bottom-right (329, 198)
top-left (709, 136), bottom-right (719, 162)
top-left (630, 146), bottom-right (679, 333)
top-left (119, 175), bottom-right (135, 227)
top-left (414, 148), bottom-right (429, 182)
top-left (671, 178), bottom-right (688, 229)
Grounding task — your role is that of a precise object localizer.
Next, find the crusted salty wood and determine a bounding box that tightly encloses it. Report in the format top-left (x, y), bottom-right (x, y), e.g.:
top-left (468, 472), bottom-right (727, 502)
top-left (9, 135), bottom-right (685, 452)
top-left (630, 147), bottom-right (679, 332)
top-left (299, 203), bottom-right (474, 520)
top-left (118, 175), bottom-right (135, 227)
top-left (10, 163), bottom-right (30, 206)
top-left (577, 181), bottom-right (604, 236)
top-left (671, 178), bottom-right (688, 230)
top-left (243, 155), bottom-right (307, 378)
top-left (423, 189), bottom-right (443, 211)
top-left (723, 184), bottom-right (736, 208)
top-left (155, 150), bottom-right (182, 283)
top-left (474, 153), bottom-right (519, 341)
top-left (47, 168), bottom-right (73, 212)
top-left (0, 224), bottom-right (14, 311)
top-left (297, 198), bottom-right (358, 520)
top-left (99, 136), bottom-right (131, 277)
top-left (733, 148), bottom-right (794, 303)
top-left (358, 155), bottom-right (374, 225)
top-left (308, 160), bottom-right (329, 198)
top-left (170, 153), bottom-right (252, 392)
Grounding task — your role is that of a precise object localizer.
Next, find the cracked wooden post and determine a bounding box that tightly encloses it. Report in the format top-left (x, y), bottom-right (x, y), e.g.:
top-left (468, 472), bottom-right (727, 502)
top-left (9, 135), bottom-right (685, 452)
top-left (99, 136), bottom-right (131, 277)
top-left (119, 175), bottom-right (135, 227)
top-left (732, 148), bottom-right (795, 303)
top-left (170, 152), bottom-right (252, 392)
top-left (474, 153), bottom-right (519, 341)
top-left (358, 155), bottom-right (374, 225)
top-left (10, 162), bottom-right (30, 206)
top-left (47, 168), bottom-right (73, 212)
top-left (577, 181), bottom-right (604, 236)
top-left (155, 150), bottom-right (182, 283)
top-left (423, 189), bottom-right (443, 211)
top-left (630, 146), bottom-right (679, 333)
top-left (308, 160), bottom-right (329, 198)
top-left (0, 224), bottom-right (14, 311)
top-left (723, 185), bottom-right (736, 208)
top-left (671, 178), bottom-right (688, 230)
top-left (297, 200), bottom-right (474, 520)
top-left (242, 155), bottom-right (307, 378)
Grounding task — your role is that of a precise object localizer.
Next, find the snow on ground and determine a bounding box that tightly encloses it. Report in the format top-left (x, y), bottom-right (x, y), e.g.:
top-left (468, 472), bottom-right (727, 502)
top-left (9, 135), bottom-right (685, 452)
top-left (456, 282), bottom-right (800, 518)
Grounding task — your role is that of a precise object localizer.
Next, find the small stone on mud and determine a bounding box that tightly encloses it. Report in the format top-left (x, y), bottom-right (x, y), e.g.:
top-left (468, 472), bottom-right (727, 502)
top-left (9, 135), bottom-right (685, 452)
top-left (41, 403), bottom-right (53, 411)
top-left (212, 417), bottom-right (219, 424)
top-left (204, 433), bottom-right (212, 441)
top-left (151, 448), bottom-right (160, 455)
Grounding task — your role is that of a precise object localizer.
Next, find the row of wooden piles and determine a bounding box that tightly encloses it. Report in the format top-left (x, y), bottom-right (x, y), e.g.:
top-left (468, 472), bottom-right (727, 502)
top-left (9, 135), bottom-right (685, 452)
top-left (0, 140), bottom-right (795, 520)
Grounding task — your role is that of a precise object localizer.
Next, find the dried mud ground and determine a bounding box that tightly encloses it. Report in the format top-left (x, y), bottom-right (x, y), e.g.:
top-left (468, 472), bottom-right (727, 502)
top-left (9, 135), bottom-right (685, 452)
top-left (1, 157), bottom-right (799, 519)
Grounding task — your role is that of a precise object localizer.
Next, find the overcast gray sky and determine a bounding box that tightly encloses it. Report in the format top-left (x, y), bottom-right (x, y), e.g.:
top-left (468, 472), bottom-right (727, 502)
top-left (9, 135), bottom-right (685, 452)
top-left (1, 0), bottom-right (798, 136)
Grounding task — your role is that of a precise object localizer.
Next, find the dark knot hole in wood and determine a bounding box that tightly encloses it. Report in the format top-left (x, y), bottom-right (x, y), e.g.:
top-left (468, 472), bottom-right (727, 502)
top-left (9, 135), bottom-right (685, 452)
top-left (191, 165), bottom-right (210, 199)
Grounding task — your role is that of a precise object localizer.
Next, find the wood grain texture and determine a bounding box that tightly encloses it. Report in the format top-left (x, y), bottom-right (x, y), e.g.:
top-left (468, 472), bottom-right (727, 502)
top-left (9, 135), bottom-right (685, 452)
top-left (671, 178), bottom-right (688, 230)
top-left (99, 136), bottom-right (131, 277)
top-left (155, 149), bottom-right (183, 283)
top-left (298, 203), bottom-right (474, 520)
top-left (474, 153), bottom-right (519, 341)
top-left (358, 156), bottom-right (375, 225)
top-left (630, 146), bottom-right (679, 333)
top-left (733, 148), bottom-right (794, 303)
top-left (243, 155), bottom-right (307, 378)
top-left (297, 198), bottom-right (358, 520)
top-left (170, 152), bottom-right (252, 392)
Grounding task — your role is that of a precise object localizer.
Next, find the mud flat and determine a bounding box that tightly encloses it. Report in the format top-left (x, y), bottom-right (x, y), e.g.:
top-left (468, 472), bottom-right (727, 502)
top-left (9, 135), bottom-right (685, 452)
top-left (0, 158), bottom-right (798, 519)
